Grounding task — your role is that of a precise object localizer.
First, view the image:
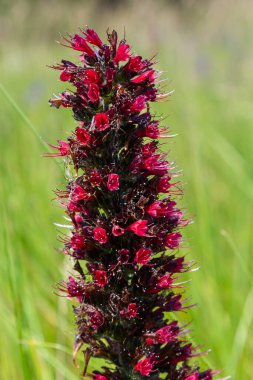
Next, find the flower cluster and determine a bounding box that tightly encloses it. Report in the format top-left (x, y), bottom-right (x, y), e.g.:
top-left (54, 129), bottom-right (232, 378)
top-left (49, 28), bottom-right (219, 379)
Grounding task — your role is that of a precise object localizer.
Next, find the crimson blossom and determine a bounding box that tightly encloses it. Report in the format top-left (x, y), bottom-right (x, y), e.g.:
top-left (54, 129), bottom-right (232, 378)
top-left (48, 27), bottom-right (220, 379)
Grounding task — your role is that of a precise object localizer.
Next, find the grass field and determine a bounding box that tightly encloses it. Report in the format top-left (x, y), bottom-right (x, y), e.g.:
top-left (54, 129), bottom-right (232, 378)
top-left (1, 1), bottom-right (253, 379)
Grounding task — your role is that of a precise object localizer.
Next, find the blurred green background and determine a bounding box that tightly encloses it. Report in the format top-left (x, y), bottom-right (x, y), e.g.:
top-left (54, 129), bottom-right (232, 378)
top-left (1, 0), bottom-right (253, 379)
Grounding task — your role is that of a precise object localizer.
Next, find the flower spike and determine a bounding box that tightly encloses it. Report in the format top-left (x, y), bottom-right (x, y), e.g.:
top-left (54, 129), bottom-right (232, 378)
top-left (48, 27), bottom-right (221, 379)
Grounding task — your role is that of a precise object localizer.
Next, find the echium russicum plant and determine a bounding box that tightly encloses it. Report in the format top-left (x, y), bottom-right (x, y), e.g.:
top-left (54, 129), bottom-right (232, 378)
top-left (48, 28), bottom-right (220, 379)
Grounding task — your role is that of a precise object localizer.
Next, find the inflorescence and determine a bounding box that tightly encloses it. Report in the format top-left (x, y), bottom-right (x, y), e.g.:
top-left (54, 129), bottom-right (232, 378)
top-left (48, 27), bottom-right (219, 380)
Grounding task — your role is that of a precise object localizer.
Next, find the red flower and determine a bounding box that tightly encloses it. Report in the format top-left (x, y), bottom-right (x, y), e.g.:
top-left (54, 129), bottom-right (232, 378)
top-left (131, 70), bottom-right (156, 83)
top-left (113, 43), bottom-right (130, 64)
top-left (89, 170), bottom-right (103, 186)
top-left (156, 176), bottom-right (172, 193)
top-left (66, 200), bottom-right (82, 213)
top-left (66, 34), bottom-right (95, 57)
top-left (125, 55), bottom-right (144, 72)
top-left (93, 227), bottom-right (108, 244)
top-left (141, 142), bottom-right (157, 157)
top-left (146, 201), bottom-right (163, 217)
top-left (112, 225), bottom-right (124, 236)
top-left (142, 122), bottom-right (160, 139)
top-left (74, 214), bottom-right (84, 227)
top-left (144, 124), bottom-right (169, 139)
top-left (130, 95), bottom-right (146, 113)
top-left (89, 309), bottom-right (104, 329)
top-left (185, 374), bottom-right (198, 380)
top-left (146, 201), bottom-right (175, 218)
top-left (165, 232), bottom-right (182, 249)
top-left (127, 303), bottom-right (138, 318)
top-left (94, 113), bottom-right (110, 131)
top-left (94, 375), bottom-right (108, 380)
top-left (75, 127), bottom-right (91, 145)
top-left (83, 28), bottom-right (103, 48)
top-left (128, 220), bottom-right (149, 236)
top-left (71, 185), bottom-right (92, 202)
top-left (143, 155), bottom-right (169, 176)
top-left (88, 83), bottom-right (100, 102)
top-left (83, 69), bottom-right (100, 84)
top-left (107, 174), bottom-right (119, 191)
top-left (134, 248), bottom-right (151, 264)
top-left (155, 323), bottom-right (178, 343)
top-left (120, 303), bottom-right (138, 318)
top-left (46, 140), bottom-right (70, 157)
top-left (146, 321), bottom-right (179, 345)
top-left (134, 357), bottom-right (154, 376)
top-left (70, 233), bottom-right (86, 250)
top-left (94, 270), bottom-right (108, 287)
top-left (59, 276), bottom-right (84, 302)
top-left (157, 273), bottom-right (174, 289)
top-left (60, 70), bottom-right (72, 82)
top-left (185, 370), bottom-right (216, 380)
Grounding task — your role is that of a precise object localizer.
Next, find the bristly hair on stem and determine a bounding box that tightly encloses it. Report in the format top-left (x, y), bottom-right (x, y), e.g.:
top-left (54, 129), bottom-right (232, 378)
top-left (47, 27), bottom-right (222, 379)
